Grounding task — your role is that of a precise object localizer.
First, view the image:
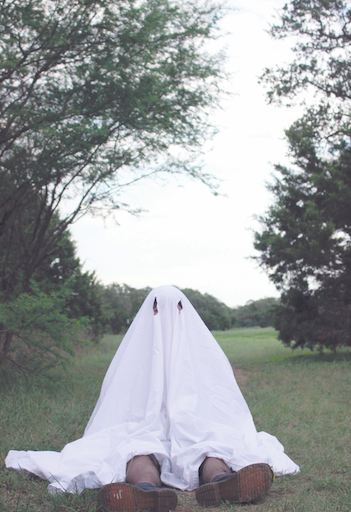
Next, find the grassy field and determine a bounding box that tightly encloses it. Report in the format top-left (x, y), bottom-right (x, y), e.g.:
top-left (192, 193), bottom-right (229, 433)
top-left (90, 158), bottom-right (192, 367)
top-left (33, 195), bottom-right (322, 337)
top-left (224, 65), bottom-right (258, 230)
top-left (1, 328), bottom-right (351, 512)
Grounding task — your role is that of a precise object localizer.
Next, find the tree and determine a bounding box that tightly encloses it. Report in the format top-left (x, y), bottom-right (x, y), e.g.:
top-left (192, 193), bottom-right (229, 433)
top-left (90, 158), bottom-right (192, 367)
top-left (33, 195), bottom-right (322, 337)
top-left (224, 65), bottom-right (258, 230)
top-left (103, 284), bottom-right (151, 334)
top-left (181, 288), bottom-right (232, 330)
top-left (29, 226), bottom-right (106, 340)
top-left (254, 128), bottom-right (351, 350)
top-left (233, 298), bottom-right (279, 328)
top-left (255, 0), bottom-right (351, 351)
top-left (0, 285), bottom-right (87, 375)
top-left (0, 0), bottom-right (225, 296)
top-left (261, 0), bottom-right (351, 145)
top-left (0, 220), bottom-right (106, 373)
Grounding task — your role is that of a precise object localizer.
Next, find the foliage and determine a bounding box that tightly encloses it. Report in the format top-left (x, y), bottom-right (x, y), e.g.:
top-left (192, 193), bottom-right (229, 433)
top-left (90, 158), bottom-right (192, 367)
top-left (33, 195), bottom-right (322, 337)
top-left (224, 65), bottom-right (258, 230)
top-left (0, 284), bottom-right (87, 376)
top-left (255, 123), bottom-right (351, 351)
top-left (261, 0), bottom-right (351, 143)
top-left (181, 287), bottom-right (232, 330)
top-left (103, 284), bottom-right (151, 334)
top-left (0, 217), bottom-right (105, 373)
top-left (0, 0), bottom-right (225, 295)
top-left (33, 226), bottom-right (106, 339)
top-left (65, 271), bottom-right (105, 342)
top-left (232, 298), bottom-right (279, 328)
top-left (260, 0), bottom-right (351, 156)
top-left (255, 0), bottom-right (351, 351)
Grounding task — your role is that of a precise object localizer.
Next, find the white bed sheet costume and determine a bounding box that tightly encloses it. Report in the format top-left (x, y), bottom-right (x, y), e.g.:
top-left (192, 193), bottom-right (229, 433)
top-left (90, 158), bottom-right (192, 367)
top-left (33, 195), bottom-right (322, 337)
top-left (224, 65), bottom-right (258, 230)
top-left (6, 285), bottom-right (299, 494)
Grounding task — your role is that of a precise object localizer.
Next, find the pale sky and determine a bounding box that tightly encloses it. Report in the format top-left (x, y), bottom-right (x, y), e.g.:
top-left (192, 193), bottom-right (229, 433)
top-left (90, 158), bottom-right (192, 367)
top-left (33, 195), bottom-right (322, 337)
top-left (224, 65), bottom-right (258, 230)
top-left (69, 0), bottom-right (303, 308)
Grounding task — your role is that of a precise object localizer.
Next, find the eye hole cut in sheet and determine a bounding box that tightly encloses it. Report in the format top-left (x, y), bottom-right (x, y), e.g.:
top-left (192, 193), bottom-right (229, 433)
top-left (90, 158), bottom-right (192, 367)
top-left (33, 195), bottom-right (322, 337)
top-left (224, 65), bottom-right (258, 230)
top-left (153, 298), bottom-right (182, 315)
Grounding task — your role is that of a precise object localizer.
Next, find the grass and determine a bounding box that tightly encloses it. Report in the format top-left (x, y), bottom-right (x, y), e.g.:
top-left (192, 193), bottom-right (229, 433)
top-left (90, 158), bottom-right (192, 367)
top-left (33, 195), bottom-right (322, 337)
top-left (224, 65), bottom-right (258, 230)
top-left (1, 328), bottom-right (351, 511)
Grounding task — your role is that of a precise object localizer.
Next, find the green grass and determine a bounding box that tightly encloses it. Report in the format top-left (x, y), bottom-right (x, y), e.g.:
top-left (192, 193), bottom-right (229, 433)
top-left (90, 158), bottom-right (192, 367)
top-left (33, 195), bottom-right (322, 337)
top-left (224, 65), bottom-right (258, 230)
top-left (1, 329), bottom-right (351, 511)
top-left (213, 327), bottom-right (308, 365)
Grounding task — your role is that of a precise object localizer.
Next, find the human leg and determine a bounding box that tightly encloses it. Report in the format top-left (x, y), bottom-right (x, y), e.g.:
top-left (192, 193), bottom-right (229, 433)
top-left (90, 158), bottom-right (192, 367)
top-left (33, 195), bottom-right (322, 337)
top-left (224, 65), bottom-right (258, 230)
top-left (126, 455), bottom-right (162, 487)
top-left (199, 457), bottom-right (232, 485)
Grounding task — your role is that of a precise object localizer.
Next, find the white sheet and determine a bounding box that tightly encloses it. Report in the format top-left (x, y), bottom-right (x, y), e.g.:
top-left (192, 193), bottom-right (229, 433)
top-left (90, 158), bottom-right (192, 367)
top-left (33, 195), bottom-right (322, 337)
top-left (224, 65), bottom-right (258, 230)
top-left (6, 285), bottom-right (299, 493)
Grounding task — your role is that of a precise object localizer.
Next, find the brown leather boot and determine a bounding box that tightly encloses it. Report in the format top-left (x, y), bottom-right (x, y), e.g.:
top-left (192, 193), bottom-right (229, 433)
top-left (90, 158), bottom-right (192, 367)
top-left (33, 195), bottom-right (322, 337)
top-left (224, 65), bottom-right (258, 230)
top-left (97, 482), bottom-right (178, 512)
top-left (97, 454), bottom-right (178, 512)
top-left (196, 463), bottom-right (274, 507)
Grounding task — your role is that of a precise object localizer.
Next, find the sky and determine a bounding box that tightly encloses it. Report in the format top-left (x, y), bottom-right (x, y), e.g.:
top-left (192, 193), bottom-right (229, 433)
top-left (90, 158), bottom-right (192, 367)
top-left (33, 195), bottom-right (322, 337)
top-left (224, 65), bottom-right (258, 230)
top-left (69, 0), bottom-right (303, 308)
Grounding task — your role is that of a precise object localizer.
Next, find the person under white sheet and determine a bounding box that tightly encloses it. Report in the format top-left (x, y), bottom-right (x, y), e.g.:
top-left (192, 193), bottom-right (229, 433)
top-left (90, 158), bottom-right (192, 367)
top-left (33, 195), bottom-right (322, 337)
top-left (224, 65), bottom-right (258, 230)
top-left (6, 285), bottom-right (299, 511)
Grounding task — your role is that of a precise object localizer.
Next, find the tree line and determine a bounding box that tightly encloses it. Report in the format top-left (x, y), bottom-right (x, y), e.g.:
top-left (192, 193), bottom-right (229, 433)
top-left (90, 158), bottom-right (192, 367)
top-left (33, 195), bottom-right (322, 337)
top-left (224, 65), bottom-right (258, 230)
top-left (102, 284), bottom-right (279, 334)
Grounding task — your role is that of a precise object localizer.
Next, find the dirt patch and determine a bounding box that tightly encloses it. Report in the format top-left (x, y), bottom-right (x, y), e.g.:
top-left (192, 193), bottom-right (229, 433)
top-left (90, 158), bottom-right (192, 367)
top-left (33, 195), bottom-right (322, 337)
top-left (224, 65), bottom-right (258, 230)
top-left (231, 366), bottom-right (249, 389)
top-left (175, 490), bottom-right (201, 512)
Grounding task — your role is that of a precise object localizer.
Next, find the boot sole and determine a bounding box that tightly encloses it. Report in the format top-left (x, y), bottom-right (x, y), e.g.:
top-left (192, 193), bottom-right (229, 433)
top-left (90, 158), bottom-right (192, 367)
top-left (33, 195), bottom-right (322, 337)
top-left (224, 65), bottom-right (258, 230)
top-left (97, 482), bottom-right (178, 512)
top-left (195, 463), bottom-right (274, 507)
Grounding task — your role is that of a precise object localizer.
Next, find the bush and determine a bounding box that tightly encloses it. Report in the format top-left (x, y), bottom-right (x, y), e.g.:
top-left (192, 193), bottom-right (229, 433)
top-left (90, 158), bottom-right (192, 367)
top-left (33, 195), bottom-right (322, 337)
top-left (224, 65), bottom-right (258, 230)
top-left (0, 285), bottom-right (89, 376)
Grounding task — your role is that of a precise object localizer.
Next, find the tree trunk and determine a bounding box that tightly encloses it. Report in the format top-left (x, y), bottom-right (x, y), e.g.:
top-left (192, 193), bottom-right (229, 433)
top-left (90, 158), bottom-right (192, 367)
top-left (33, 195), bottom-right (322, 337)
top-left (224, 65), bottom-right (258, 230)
top-left (0, 330), bottom-right (13, 365)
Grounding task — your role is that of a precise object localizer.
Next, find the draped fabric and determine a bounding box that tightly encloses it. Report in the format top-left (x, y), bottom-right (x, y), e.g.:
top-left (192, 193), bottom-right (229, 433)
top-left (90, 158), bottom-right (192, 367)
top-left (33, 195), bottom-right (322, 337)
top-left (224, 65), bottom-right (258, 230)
top-left (6, 285), bottom-right (299, 494)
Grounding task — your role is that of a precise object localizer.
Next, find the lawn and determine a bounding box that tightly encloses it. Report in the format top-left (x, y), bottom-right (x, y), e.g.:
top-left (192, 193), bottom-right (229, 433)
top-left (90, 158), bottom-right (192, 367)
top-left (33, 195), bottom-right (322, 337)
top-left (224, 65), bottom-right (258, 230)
top-left (1, 328), bottom-right (351, 512)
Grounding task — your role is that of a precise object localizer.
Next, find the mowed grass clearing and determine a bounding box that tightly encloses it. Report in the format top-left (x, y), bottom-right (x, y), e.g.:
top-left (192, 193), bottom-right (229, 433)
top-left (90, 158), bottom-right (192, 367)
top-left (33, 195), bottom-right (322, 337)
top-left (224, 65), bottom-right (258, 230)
top-left (1, 328), bottom-right (351, 512)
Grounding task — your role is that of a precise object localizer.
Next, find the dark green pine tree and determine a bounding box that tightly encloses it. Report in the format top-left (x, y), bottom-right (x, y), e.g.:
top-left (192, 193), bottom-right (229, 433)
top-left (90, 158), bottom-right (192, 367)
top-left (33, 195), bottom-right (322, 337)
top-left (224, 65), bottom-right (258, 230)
top-left (255, 0), bottom-right (351, 352)
top-left (254, 121), bottom-right (351, 351)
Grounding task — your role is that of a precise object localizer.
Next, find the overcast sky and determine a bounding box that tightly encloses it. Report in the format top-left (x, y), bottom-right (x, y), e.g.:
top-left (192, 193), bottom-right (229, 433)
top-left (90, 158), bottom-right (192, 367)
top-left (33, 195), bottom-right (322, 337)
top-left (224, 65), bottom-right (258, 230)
top-left (69, 0), bottom-right (303, 308)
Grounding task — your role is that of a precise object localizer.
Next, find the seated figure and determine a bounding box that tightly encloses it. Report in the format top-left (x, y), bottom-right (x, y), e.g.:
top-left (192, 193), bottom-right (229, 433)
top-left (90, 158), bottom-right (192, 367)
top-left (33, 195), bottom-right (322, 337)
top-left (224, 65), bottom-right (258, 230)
top-left (6, 286), bottom-right (299, 512)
